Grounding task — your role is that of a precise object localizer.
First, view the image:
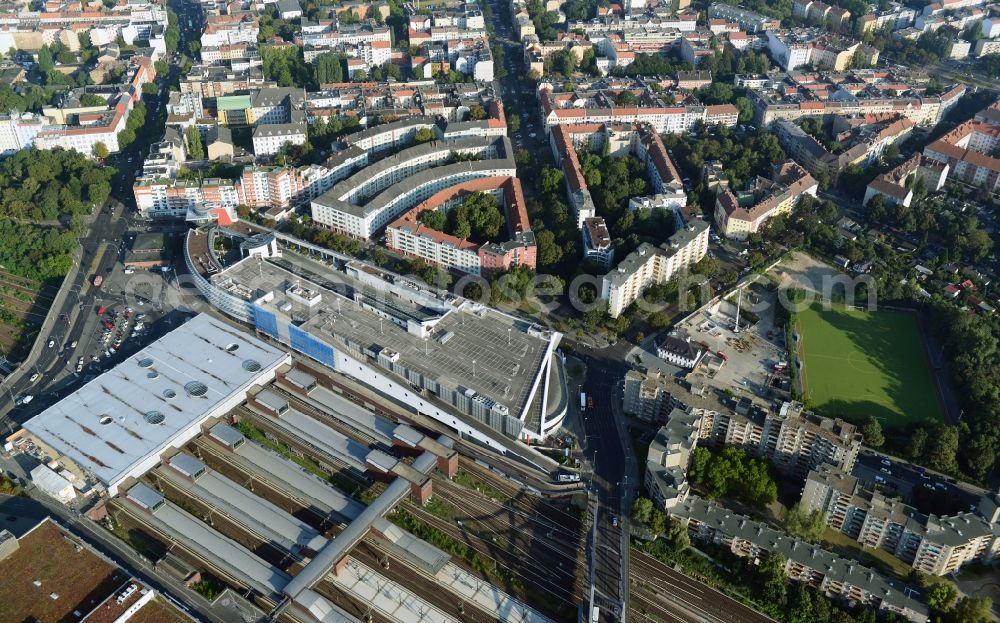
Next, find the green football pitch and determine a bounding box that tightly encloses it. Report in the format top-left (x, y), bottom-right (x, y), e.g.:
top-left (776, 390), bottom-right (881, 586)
top-left (793, 304), bottom-right (944, 426)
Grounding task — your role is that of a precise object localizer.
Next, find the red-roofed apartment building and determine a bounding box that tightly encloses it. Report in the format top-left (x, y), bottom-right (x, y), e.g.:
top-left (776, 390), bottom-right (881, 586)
top-left (386, 176), bottom-right (536, 276)
top-left (715, 161), bottom-right (818, 239)
top-left (923, 116), bottom-right (1000, 192)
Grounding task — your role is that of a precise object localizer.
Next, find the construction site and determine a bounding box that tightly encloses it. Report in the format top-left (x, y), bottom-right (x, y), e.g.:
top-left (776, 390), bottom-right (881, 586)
top-left (12, 314), bottom-right (587, 623)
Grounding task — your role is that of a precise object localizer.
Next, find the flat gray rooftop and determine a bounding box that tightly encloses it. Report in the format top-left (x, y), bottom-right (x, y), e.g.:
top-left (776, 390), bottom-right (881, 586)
top-left (265, 404), bottom-right (370, 471)
top-left (229, 437), bottom-right (365, 522)
top-left (126, 486), bottom-right (290, 600)
top-left (158, 456), bottom-right (327, 553)
top-left (289, 382), bottom-right (396, 443)
top-left (22, 314), bottom-right (288, 491)
top-left (222, 252), bottom-right (555, 421)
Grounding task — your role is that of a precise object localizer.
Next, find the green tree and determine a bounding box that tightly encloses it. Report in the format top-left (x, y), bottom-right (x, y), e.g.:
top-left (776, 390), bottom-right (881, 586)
top-left (185, 126), bottom-right (204, 160)
top-left (366, 5), bottom-right (384, 24)
top-left (735, 96), bottom-right (753, 123)
top-left (908, 426), bottom-right (929, 460)
top-left (648, 509), bottom-right (667, 535)
top-left (535, 229), bottom-right (563, 268)
top-left (758, 552), bottom-right (788, 607)
top-left (632, 497), bottom-right (653, 524)
top-left (950, 596), bottom-right (991, 623)
top-left (314, 52), bottom-right (344, 84)
top-left (507, 114), bottom-right (520, 134)
top-left (615, 90), bottom-right (638, 106)
top-left (784, 503), bottom-right (826, 542)
top-left (117, 126), bottom-right (134, 148)
top-left (261, 45), bottom-right (312, 88)
top-left (538, 166), bottom-right (564, 195)
top-left (37, 46), bottom-right (54, 75)
top-left (420, 210), bottom-right (446, 231)
top-left (414, 127), bottom-right (436, 143)
top-left (925, 581), bottom-right (957, 615)
top-left (545, 48), bottom-right (577, 75)
top-left (860, 416), bottom-right (884, 448)
top-left (93, 142), bottom-right (109, 159)
top-left (450, 192), bottom-right (503, 243)
top-left (468, 104), bottom-right (487, 120)
top-left (80, 93), bottom-right (105, 107)
top-left (925, 423), bottom-right (960, 473)
top-left (339, 9), bottom-right (361, 24)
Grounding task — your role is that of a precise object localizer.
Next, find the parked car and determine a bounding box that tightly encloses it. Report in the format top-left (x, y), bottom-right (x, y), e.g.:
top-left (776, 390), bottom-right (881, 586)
top-left (28, 373), bottom-right (39, 382)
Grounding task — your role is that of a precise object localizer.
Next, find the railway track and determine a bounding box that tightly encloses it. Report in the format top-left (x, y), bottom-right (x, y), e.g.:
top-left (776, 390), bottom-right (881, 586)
top-left (433, 477), bottom-right (582, 543)
top-left (630, 551), bottom-right (776, 623)
top-left (629, 588), bottom-right (688, 623)
top-left (400, 500), bottom-right (582, 611)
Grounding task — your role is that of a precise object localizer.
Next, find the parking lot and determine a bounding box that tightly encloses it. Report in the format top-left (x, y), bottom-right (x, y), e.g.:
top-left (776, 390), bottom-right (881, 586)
top-left (852, 450), bottom-right (981, 517)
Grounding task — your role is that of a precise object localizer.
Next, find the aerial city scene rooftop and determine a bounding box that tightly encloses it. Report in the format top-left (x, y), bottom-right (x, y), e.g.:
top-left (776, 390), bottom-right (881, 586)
top-left (0, 0), bottom-right (999, 621)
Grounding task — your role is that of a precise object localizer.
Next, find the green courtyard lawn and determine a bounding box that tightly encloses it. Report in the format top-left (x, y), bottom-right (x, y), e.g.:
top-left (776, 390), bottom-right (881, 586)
top-left (793, 304), bottom-right (944, 427)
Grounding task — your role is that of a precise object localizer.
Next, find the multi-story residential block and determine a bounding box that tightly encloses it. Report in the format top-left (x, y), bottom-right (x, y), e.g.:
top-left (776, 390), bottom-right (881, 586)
top-left (708, 3), bottom-right (780, 33)
top-left (0, 0), bottom-right (168, 52)
top-left (131, 177), bottom-right (241, 223)
top-left (793, 0), bottom-right (851, 30)
top-left (311, 136), bottom-right (517, 239)
top-left (624, 368), bottom-right (675, 423)
top-left (679, 30), bottom-right (719, 65)
top-left (180, 64), bottom-right (273, 98)
top-left (915, 7), bottom-right (986, 33)
top-left (981, 16), bottom-right (1000, 38)
top-left (672, 497), bottom-right (929, 622)
top-left (538, 82), bottom-right (739, 134)
top-left (549, 124), bottom-right (597, 227)
top-left (601, 219), bottom-right (710, 318)
top-left (200, 14), bottom-right (259, 48)
top-left (549, 121), bottom-right (688, 231)
top-left (749, 71), bottom-right (965, 127)
top-left (0, 113), bottom-right (46, 156)
top-left (134, 156), bottom-right (361, 221)
top-left (582, 216), bottom-right (614, 269)
top-left (642, 394), bottom-right (923, 619)
top-left (298, 22), bottom-right (393, 69)
top-left (386, 175), bottom-right (536, 276)
top-left (856, 2), bottom-right (918, 33)
top-left (923, 111), bottom-right (1000, 192)
top-left (344, 115), bottom-right (440, 156)
top-left (200, 42), bottom-right (261, 65)
top-left (863, 153), bottom-right (949, 208)
top-left (31, 56), bottom-right (155, 157)
top-left (252, 122), bottom-right (308, 156)
top-left (166, 90), bottom-right (204, 120)
top-left (645, 407), bottom-right (700, 509)
top-left (714, 161), bottom-right (818, 239)
top-left (973, 37), bottom-right (1000, 56)
top-left (766, 29), bottom-right (865, 71)
top-left (141, 127), bottom-right (186, 178)
top-left (633, 124), bottom-right (686, 206)
top-left (802, 464), bottom-right (1000, 576)
top-left (696, 400), bottom-right (862, 477)
top-left (251, 87), bottom-right (306, 124)
top-left (774, 114), bottom-right (914, 181)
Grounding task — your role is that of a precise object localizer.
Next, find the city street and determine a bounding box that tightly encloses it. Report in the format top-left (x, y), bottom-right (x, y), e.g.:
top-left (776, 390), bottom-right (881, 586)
top-left (0, 0), bottom-right (202, 432)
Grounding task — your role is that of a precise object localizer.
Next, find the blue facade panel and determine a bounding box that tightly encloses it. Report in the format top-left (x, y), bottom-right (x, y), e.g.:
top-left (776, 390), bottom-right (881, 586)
top-left (288, 325), bottom-right (337, 369)
top-left (253, 305), bottom-right (279, 339)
